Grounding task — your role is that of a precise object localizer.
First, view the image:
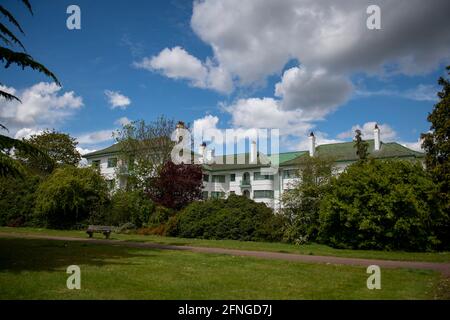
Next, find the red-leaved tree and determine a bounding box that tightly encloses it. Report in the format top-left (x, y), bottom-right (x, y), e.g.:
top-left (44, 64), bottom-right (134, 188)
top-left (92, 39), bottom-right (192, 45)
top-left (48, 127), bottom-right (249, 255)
top-left (147, 161), bottom-right (203, 210)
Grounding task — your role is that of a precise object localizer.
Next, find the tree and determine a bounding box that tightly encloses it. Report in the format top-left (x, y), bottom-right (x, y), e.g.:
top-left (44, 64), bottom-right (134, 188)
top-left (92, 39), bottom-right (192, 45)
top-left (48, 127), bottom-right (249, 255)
top-left (421, 65), bottom-right (450, 213)
top-left (318, 160), bottom-right (448, 251)
top-left (114, 116), bottom-right (177, 190)
top-left (281, 155), bottom-right (335, 243)
top-left (19, 129), bottom-right (81, 167)
top-left (0, 1), bottom-right (59, 177)
top-left (147, 161), bottom-right (203, 210)
top-left (354, 129), bottom-right (369, 160)
top-left (34, 166), bottom-right (109, 229)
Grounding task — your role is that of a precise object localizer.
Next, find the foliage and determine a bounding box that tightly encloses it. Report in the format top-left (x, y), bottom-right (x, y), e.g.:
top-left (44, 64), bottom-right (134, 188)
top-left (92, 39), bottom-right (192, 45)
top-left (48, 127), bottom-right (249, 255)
top-left (421, 65), bottom-right (450, 214)
top-left (0, 0), bottom-right (59, 103)
top-left (114, 116), bottom-right (176, 190)
top-left (0, 172), bottom-right (41, 226)
top-left (0, 134), bottom-right (54, 177)
top-left (19, 129), bottom-right (81, 167)
top-left (34, 166), bottom-right (109, 229)
top-left (281, 156), bottom-right (335, 243)
top-left (354, 129), bottom-right (369, 160)
top-left (109, 189), bottom-right (155, 227)
top-left (147, 161), bottom-right (203, 210)
top-left (318, 160), bottom-right (448, 251)
top-left (167, 194), bottom-right (285, 242)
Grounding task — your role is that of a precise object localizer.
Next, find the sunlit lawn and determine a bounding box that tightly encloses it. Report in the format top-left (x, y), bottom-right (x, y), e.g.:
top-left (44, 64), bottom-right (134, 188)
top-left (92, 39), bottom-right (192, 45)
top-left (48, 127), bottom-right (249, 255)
top-left (1, 227), bottom-right (449, 263)
top-left (0, 237), bottom-right (445, 300)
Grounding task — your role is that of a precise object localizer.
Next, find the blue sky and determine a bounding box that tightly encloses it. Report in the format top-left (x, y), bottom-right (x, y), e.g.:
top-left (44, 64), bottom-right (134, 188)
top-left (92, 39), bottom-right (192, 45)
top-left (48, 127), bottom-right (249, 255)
top-left (2, 0), bottom-right (449, 154)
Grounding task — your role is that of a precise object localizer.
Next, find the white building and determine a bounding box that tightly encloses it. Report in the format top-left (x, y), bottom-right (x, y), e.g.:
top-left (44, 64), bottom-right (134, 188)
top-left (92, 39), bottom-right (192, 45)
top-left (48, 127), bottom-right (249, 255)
top-left (84, 124), bottom-right (424, 210)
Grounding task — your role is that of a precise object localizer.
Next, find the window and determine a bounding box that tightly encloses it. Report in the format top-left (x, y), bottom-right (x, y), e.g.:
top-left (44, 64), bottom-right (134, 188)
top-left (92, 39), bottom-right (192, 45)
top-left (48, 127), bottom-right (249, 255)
top-left (107, 157), bottom-right (118, 168)
top-left (202, 191), bottom-right (209, 200)
top-left (230, 174), bottom-right (236, 181)
top-left (212, 175), bottom-right (225, 183)
top-left (254, 172), bottom-right (274, 181)
top-left (91, 160), bottom-right (100, 169)
top-left (253, 190), bottom-right (274, 199)
top-left (203, 174), bottom-right (210, 182)
top-left (283, 169), bottom-right (298, 179)
top-left (211, 191), bottom-right (225, 199)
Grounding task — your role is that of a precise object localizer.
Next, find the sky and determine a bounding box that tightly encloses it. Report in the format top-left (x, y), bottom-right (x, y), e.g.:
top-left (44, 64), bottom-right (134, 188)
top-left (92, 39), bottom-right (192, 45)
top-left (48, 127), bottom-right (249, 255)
top-left (1, 0), bottom-right (450, 156)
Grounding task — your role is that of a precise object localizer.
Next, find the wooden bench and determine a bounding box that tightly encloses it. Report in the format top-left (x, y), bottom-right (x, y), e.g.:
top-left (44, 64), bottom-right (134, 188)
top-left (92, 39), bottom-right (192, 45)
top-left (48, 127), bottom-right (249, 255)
top-left (86, 225), bottom-right (113, 239)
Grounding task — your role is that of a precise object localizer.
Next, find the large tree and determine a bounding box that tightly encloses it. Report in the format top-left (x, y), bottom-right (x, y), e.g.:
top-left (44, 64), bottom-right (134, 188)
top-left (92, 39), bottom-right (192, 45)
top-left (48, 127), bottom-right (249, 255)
top-left (0, 1), bottom-right (59, 177)
top-left (114, 116), bottom-right (177, 190)
top-left (281, 155), bottom-right (335, 244)
top-left (421, 65), bottom-right (450, 212)
top-left (20, 129), bottom-right (81, 167)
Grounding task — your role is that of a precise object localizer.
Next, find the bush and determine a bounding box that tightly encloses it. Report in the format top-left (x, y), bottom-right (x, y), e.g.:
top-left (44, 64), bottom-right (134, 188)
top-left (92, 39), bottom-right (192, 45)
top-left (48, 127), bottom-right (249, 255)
top-left (34, 166), bottom-right (109, 229)
top-left (167, 194), bottom-right (285, 242)
top-left (0, 173), bottom-right (41, 227)
top-left (318, 160), bottom-right (448, 251)
top-left (109, 190), bottom-right (155, 227)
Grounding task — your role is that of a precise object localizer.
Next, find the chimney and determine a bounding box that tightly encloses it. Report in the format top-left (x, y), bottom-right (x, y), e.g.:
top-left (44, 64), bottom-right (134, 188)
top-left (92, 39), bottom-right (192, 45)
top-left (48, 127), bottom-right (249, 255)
top-left (374, 124), bottom-right (381, 151)
top-left (250, 140), bottom-right (257, 164)
top-left (206, 147), bottom-right (215, 163)
top-left (309, 132), bottom-right (316, 157)
top-left (175, 121), bottom-right (186, 143)
top-left (198, 142), bottom-right (206, 164)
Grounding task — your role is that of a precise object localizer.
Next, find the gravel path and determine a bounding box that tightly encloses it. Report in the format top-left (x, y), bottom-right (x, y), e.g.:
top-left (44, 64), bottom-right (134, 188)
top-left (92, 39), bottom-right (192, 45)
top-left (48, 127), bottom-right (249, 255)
top-left (1, 232), bottom-right (449, 276)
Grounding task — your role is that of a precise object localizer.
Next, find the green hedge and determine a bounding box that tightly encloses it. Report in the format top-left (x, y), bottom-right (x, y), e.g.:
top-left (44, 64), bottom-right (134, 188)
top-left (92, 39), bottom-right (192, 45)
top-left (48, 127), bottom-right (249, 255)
top-left (167, 194), bottom-right (284, 242)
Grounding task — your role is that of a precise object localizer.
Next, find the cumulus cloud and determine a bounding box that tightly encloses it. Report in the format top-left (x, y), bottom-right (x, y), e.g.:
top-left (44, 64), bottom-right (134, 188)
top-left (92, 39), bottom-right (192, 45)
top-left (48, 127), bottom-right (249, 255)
top-left (275, 67), bottom-right (353, 118)
top-left (400, 138), bottom-right (424, 152)
top-left (337, 122), bottom-right (397, 141)
top-left (134, 46), bottom-right (233, 93)
top-left (0, 82), bottom-right (83, 136)
top-left (191, 0), bottom-right (450, 83)
top-left (14, 128), bottom-right (44, 140)
top-left (104, 90), bottom-right (131, 109)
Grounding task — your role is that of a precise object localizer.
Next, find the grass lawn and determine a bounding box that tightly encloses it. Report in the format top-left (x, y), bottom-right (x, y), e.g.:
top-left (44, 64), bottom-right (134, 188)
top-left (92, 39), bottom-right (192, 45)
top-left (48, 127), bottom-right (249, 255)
top-left (1, 227), bottom-right (449, 263)
top-left (0, 237), bottom-right (446, 299)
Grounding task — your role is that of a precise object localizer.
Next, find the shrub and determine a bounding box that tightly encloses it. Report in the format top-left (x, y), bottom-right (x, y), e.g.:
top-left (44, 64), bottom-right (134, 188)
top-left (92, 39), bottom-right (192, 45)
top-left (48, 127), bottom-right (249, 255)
top-left (0, 173), bottom-right (41, 227)
top-left (167, 194), bottom-right (285, 242)
top-left (318, 160), bottom-right (448, 251)
top-left (34, 166), bottom-right (109, 229)
top-left (109, 190), bottom-right (155, 227)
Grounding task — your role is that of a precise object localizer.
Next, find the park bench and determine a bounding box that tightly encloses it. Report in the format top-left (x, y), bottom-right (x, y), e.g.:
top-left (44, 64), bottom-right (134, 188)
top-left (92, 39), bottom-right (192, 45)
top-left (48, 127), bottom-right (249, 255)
top-left (86, 225), bottom-right (113, 239)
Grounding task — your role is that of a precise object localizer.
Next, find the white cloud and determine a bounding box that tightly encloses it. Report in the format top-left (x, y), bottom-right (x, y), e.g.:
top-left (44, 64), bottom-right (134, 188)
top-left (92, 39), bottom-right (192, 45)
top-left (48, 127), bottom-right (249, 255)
top-left (14, 128), bottom-right (44, 140)
top-left (115, 117), bottom-right (132, 126)
top-left (400, 138), bottom-right (424, 152)
top-left (104, 90), bottom-right (131, 109)
top-left (76, 130), bottom-right (115, 145)
top-left (337, 122), bottom-right (397, 141)
top-left (275, 66), bottom-right (353, 118)
top-left (0, 82), bottom-right (83, 135)
top-left (191, 0), bottom-right (450, 84)
top-left (134, 46), bottom-right (233, 93)
top-left (76, 147), bottom-right (97, 156)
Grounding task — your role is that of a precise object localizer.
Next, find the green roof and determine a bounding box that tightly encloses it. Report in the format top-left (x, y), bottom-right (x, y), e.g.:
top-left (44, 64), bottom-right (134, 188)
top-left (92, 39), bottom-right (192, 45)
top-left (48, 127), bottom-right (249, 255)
top-left (83, 143), bottom-right (123, 158)
top-left (282, 140), bottom-right (424, 166)
top-left (84, 140), bottom-right (424, 169)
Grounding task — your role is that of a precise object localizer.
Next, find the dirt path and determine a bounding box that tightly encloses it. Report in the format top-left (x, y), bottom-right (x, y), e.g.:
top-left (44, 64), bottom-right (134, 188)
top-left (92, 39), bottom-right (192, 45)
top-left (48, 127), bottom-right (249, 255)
top-left (1, 232), bottom-right (449, 276)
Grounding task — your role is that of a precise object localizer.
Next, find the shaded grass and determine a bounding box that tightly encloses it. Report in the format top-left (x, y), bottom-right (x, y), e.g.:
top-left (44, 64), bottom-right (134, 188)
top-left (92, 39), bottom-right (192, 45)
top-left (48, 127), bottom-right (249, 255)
top-left (0, 237), bottom-right (444, 300)
top-left (1, 227), bottom-right (449, 263)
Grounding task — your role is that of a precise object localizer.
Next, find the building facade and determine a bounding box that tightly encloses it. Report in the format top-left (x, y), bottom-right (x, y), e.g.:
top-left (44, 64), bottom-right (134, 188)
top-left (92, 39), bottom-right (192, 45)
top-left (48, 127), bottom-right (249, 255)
top-left (84, 125), bottom-right (424, 210)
